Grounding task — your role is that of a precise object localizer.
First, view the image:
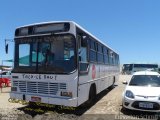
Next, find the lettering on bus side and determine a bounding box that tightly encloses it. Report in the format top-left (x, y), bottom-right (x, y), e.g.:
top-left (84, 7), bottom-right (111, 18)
top-left (22, 74), bottom-right (56, 80)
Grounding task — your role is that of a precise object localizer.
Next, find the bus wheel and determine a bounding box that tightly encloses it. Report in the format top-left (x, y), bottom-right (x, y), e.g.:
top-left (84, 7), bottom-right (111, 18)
top-left (87, 84), bottom-right (97, 106)
top-left (79, 84), bottom-right (97, 108)
top-left (108, 77), bottom-right (115, 90)
top-left (89, 84), bottom-right (96, 101)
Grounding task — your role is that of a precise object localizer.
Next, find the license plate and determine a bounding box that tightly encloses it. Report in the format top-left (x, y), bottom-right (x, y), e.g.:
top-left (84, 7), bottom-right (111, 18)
top-left (31, 96), bottom-right (41, 102)
top-left (139, 102), bottom-right (153, 108)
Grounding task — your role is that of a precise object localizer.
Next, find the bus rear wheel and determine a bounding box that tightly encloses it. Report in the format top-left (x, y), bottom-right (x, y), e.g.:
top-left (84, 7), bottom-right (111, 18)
top-left (89, 85), bottom-right (96, 101)
top-left (108, 77), bottom-right (115, 90)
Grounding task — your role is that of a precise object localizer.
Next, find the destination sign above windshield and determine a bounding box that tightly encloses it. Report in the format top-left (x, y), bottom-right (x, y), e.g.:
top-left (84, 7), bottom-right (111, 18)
top-left (15, 23), bottom-right (70, 36)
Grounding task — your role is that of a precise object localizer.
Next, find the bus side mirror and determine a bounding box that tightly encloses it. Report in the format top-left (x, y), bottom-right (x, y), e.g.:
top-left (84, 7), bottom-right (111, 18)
top-left (5, 43), bottom-right (8, 54)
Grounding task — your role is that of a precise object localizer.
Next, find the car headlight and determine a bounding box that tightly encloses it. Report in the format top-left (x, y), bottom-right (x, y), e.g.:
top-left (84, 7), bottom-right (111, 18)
top-left (125, 90), bottom-right (134, 99)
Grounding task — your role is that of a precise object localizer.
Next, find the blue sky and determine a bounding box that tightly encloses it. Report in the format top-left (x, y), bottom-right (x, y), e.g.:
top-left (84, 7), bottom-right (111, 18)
top-left (0, 0), bottom-right (160, 65)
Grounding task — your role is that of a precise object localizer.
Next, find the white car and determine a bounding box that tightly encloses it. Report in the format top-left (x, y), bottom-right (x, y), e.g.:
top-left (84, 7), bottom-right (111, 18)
top-left (122, 71), bottom-right (160, 112)
top-left (0, 71), bottom-right (11, 79)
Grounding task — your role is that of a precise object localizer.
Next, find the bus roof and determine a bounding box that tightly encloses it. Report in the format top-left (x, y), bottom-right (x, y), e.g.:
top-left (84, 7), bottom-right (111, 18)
top-left (123, 63), bottom-right (158, 65)
top-left (16, 21), bottom-right (72, 29)
top-left (16, 21), bottom-right (119, 55)
top-left (73, 22), bottom-right (119, 55)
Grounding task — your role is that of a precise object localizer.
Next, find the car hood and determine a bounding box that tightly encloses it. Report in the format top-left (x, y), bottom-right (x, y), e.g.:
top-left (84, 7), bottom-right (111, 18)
top-left (126, 86), bottom-right (160, 97)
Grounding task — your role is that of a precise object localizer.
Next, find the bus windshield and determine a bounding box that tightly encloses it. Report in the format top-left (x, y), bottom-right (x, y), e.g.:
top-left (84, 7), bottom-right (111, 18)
top-left (13, 34), bottom-right (77, 74)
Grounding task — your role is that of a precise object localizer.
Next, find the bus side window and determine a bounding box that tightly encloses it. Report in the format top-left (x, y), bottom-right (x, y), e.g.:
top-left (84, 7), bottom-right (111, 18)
top-left (78, 35), bottom-right (89, 74)
top-left (79, 36), bottom-right (87, 62)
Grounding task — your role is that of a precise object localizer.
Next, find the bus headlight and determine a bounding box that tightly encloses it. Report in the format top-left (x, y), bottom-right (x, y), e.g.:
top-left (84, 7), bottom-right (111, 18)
top-left (61, 91), bottom-right (72, 97)
top-left (11, 87), bottom-right (17, 92)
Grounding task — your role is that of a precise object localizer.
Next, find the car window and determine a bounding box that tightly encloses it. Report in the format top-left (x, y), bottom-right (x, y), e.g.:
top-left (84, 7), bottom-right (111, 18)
top-left (129, 75), bottom-right (160, 87)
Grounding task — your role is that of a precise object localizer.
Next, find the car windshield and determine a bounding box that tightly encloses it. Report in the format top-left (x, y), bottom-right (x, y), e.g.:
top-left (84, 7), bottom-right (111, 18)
top-left (129, 75), bottom-right (160, 87)
top-left (13, 34), bottom-right (77, 74)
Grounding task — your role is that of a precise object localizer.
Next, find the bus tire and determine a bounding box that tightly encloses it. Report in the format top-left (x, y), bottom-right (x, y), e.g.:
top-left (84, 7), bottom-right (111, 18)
top-left (89, 84), bottom-right (96, 101)
top-left (108, 77), bottom-right (115, 90)
top-left (86, 84), bottom-right (97, 106)
top-left (80, 84), bottom-right (97, 108)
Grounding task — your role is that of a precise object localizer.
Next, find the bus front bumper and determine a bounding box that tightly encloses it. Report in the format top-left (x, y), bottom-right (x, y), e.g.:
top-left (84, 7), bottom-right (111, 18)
top-left (10, 92), bottom-right (78, 107)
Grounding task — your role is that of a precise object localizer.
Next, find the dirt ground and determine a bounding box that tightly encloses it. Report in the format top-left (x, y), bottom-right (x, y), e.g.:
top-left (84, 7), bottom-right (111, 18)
top-left (0, 75), bottom-right (159, 120)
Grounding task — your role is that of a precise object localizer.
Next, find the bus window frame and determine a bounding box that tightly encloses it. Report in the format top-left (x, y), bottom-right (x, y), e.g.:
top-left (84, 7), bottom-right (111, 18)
top-left (89, 37), bottom-right (97, 63)
top-left (97, 43), bottom-right (104, 64)
top-left (77, 32), bottom-right (89, 75)
top-left (13, 33), bottom-right (78, 74)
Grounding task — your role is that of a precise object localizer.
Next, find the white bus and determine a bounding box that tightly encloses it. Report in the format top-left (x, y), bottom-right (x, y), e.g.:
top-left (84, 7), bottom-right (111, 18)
top-left (122, 63), bottom-right (158, 75)
top-left (10, 21), bottom-right (120, 107)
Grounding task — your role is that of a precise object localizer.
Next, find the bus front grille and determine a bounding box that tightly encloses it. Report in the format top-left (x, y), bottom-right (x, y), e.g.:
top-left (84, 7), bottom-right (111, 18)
top-left (13, 81), bottom-right (67, 95)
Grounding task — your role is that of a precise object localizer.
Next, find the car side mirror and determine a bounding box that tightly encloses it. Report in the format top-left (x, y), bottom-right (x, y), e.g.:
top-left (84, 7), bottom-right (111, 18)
top-left (122, 81), bottom-right (128, 85)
